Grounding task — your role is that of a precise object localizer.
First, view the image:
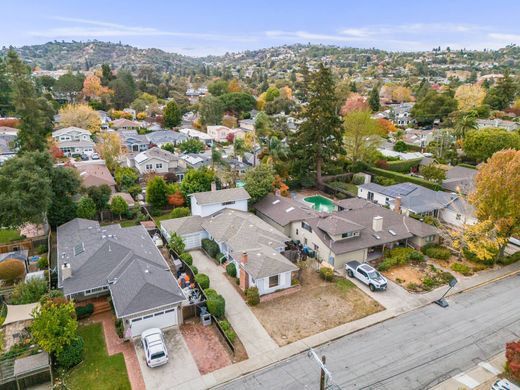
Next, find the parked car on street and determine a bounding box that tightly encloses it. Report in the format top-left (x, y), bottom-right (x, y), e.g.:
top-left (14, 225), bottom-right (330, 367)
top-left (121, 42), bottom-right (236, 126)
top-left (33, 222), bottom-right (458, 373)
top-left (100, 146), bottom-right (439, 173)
top-left (141, 328), bottom-right (169, 368)
top-left (491, 379), bottom-right (520, 390)
top-left (91, 152), bottom-right (100, 160)
top-left (346, 261), bottom-right (388, 291)
top-left (80, 154), bottom-right (89, 161)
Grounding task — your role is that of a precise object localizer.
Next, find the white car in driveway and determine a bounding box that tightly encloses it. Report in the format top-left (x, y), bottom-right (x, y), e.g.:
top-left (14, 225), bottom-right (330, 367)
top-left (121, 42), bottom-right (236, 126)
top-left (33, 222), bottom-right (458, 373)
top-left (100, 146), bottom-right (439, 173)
top-left (346, 261), bottom-right (388, 291)
top-left (141, 328), bottom-right (169, 368)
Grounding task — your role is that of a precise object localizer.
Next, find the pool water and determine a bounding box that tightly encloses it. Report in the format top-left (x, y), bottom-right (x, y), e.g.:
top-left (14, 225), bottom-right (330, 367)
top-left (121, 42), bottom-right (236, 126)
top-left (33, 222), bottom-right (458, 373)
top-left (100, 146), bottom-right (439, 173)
top-left (303, 195), bottom-right (337, 213)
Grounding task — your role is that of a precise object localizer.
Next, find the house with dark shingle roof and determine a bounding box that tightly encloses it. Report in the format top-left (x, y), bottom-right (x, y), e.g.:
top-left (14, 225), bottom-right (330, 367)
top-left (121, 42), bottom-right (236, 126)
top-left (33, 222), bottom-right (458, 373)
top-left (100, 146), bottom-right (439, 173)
top-left (190, 187), bottom-right (250, 217)
top-left (57, 218), bottom-right (186, 337)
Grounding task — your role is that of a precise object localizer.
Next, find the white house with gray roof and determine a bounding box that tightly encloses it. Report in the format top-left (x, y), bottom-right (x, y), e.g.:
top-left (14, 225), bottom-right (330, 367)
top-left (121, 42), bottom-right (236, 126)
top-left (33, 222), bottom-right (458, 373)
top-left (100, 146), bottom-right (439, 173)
top-left (57, 218), bottom-right (186, 337)
top-left (190, 187), bottom-right (250, 217)
top-left (130, 147), bottom-right (186, 180)
top-left (52, 127), bottom-right (95, 156)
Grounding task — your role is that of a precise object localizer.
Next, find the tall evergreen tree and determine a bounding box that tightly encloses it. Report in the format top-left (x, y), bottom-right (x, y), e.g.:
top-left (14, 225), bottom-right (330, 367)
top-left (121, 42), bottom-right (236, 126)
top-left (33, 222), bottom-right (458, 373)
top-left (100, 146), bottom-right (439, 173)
top-left (7, 50), bottom-right (54, 152)
top-left (368, 85), bottom-right (381, 112)
top-left (163, 100), bottom-right (182, 128)
top-left (290, 63), bottom-right (342, 187)
top-left (0, 57), bottom-right (14, 116)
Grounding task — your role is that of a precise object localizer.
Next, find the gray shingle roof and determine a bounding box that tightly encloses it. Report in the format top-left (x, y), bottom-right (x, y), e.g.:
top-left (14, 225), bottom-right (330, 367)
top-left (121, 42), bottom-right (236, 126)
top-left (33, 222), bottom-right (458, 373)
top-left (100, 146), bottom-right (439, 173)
top-left (335, 197), bottom-right (377, 211)
top-left (191, 188), bottom-right (250, 205)
top-left (160, 216), bottom-right (203, 235)
top-left (146, 131), bottom-right (188, 145)
top-left (316, 215), bottom-right (364, 236)
top-left (57, 219), bottom-right (185, 317)
top-left (254, 194), bottom-right (318, 226)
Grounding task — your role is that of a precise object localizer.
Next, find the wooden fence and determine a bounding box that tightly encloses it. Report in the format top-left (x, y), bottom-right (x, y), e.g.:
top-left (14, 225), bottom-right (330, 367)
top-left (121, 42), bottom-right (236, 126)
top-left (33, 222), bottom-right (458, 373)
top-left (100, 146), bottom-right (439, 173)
top-left (0, 236), bottom-right (48, 255)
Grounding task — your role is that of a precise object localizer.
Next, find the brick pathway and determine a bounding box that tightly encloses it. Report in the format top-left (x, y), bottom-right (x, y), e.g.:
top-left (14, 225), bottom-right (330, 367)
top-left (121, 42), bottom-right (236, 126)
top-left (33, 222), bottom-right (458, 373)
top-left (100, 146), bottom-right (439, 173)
top-left (89, 312), bottom-right (146, 390)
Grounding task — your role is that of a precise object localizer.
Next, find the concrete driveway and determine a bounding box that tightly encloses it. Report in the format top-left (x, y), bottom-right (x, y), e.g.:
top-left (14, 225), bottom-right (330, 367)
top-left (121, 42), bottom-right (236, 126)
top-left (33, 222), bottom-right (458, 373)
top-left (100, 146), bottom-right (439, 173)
top-left (135, 327), bottom-right (201, 390)
top-left (190, 250), bottom-right (278, 357)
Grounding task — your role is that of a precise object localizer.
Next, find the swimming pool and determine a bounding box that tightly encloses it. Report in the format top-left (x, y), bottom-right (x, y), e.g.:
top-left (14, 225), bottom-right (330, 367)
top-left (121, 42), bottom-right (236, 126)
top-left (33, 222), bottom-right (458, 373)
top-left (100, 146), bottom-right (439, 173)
top-left (303, 195), bottom-right (337, 213)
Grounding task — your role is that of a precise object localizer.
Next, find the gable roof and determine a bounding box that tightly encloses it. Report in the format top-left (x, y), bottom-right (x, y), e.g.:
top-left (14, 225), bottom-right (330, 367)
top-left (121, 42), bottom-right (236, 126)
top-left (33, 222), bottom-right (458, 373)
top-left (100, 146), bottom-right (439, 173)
top-left (146, 131), bottom-right (188, 144)
top-left (160, 216), bottom-right (204, 235)
top-left (191, 187), bottom-right (250, 206)
top-left (135, 147), bottom-right (179, 164)
top-left (75, 164), bottom-right (116, 188)
top-left (57, 219), bottom-right (185, 317)
top-left (52, 126), bottom-right (90, 137)
top-left (442, 166), bottom-right (477, 193)
top-left (254, 194), bottom-right (318, 226)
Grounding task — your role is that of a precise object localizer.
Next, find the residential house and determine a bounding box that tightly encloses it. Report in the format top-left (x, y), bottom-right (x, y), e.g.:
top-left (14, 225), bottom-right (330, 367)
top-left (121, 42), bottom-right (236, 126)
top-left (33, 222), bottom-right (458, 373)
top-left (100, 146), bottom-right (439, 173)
top-left (180, 152), bottom-right (212, 169)
top-left (57, 218), bottom-right (186, 337)
top-left (179, 128), bottom-right (214, 146)
top-left (111, 118), bottom-right (140, 130)
top-left (119, 130), bottom-right (149, 153)
top-left (146, 130), bottom-right (188, 147)
top-left (358, 182), bottom-right (476, 227)
top-left (160, 188), bottom-right (298, 296)
top-left (52, 127), bottom-right (95, 156)
top-left (390, 103), bottom-right (415, 127)
top-left (238, 119), bottom-right (256, 132)
top-left (207, 126), bottom-right (234, 142)
top-left (255, 194), bottom-right (438, 270)
top-left (477, 119), bottom-right (519, 132)
top-left (75, 163), bottom-right (116, 192)
top-left (442, 165), bottom-right (477, 194)
top-left (130, 147), bottom-right (186, 180)
top-left (0, 131), bottom-right (17, 165)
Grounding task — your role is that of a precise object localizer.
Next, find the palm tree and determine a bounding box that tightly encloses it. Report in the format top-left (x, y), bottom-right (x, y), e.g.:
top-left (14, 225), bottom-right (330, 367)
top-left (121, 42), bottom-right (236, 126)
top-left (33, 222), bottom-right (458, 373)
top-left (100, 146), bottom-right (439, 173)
top-left (262, 136), bottom-right (289, 165)
top-left (455, 113), bottom-right (477, 140)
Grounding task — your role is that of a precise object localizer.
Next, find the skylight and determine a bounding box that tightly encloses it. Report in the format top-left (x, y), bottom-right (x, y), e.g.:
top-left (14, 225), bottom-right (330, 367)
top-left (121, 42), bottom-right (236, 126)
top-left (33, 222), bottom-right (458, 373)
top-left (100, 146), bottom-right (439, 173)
top-left (372, 234), bottom-right (381, 240)
top-left (74, 242), bottom-right (85, 256)
top-left (389, 229), bottom-right (397, 236)
top-left (272, 199), bottom-right (280, 205)
top-left (285, 207), bottom-right (295, 213)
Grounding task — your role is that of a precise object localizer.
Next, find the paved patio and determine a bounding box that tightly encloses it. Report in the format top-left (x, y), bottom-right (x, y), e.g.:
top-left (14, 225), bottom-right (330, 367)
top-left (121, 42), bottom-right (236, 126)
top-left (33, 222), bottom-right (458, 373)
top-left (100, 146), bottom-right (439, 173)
top-left (190, 250), bottom-right (278, 358)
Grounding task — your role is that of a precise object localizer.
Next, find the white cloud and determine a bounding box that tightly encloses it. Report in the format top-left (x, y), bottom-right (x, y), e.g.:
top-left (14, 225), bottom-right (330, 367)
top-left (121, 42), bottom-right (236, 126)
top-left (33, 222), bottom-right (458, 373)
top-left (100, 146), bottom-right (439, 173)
top-left (488, 32), bottom-right (520, 42)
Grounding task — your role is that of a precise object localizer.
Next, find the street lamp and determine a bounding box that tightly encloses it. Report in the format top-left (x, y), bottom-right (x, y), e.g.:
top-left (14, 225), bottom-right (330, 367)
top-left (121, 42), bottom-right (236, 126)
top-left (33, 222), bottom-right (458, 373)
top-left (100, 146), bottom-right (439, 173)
top-left (434, 278), bottom-right (457, 308)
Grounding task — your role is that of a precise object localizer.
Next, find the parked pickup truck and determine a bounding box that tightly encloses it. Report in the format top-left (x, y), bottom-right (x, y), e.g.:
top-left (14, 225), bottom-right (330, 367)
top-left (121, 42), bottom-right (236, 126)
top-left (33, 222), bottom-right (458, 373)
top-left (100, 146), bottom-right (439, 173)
top-left (346, 261), bottom-right (388, 291)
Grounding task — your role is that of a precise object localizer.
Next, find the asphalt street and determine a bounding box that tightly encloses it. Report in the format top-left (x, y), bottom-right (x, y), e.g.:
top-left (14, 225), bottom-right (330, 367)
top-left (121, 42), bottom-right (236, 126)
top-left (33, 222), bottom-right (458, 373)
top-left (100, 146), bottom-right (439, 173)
top-left (218, 275), bottom-right (520, 390)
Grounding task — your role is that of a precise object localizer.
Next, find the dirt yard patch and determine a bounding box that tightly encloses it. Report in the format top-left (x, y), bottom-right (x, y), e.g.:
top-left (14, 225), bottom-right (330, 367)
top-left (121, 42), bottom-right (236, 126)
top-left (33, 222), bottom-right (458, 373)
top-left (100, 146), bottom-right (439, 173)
top-left (180, 320), bottom-right (234, 375)
top-left (383, 262), bottom-right (454, 292)
top-left (433, 256), bottom-right (492, 277)
top-left (250, 262), bottom-right (383, 346)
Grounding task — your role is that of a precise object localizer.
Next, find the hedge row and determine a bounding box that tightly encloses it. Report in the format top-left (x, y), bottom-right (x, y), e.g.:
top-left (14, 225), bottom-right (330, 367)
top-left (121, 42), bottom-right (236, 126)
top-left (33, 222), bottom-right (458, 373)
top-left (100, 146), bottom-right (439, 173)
top-left (368, 167), bottom-right (441, 190)
top-left (386, 158), bottom-right (423, 173)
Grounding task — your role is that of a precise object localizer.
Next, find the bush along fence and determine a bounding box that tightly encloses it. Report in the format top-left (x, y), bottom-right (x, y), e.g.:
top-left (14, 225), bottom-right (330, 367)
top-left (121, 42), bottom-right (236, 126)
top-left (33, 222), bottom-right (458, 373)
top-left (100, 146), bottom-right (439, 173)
top-left (385, 158), bottom-right (423, 173)
top-left (367, 167), bottom-right (442, 191)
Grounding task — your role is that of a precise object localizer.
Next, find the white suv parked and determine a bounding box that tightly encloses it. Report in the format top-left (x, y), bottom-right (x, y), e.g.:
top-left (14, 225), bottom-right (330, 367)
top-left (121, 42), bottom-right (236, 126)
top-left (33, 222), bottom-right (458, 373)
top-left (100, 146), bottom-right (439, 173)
top-left (141, 328), bottom-right (169, 368)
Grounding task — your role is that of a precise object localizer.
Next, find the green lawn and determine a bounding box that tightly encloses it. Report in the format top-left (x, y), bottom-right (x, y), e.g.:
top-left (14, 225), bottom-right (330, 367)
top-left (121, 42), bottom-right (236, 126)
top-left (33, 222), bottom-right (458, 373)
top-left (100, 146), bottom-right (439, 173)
top-left (0, 229), bottom-right (22, 244)
top-left (66, 323), bottom-right (130, 390)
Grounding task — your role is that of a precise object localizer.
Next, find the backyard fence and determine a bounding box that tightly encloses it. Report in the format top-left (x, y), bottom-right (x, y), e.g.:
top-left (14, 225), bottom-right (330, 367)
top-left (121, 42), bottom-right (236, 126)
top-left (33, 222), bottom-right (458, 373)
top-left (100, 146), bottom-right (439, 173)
top-left (0, 236), bottom-right (47, 255)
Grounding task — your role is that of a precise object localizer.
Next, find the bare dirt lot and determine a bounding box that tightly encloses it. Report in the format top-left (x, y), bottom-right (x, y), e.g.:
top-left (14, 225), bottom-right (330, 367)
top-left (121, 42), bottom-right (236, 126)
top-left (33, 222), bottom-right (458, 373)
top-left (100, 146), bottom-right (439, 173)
top-left (250, 262), bottom-right (383, 346)
top-left (383, 261), bottom-right (454, 292)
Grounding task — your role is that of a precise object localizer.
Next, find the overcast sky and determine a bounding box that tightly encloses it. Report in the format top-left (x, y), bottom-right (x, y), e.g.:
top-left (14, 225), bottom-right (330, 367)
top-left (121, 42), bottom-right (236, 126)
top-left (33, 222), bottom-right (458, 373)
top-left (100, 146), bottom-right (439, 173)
top-left (1, 0), bottom-right (519, 56)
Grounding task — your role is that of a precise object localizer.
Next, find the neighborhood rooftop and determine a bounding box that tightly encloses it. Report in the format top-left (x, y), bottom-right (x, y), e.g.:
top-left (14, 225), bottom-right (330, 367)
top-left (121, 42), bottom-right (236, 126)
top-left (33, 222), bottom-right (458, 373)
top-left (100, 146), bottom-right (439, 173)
top-left (190, 187), bottom-right (250, 205)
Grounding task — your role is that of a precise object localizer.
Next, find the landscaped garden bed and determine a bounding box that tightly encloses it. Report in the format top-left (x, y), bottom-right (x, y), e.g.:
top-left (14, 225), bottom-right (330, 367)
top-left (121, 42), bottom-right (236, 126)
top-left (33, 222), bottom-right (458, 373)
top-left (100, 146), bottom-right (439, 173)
top-left (250, 261), bottom-right (383, 346)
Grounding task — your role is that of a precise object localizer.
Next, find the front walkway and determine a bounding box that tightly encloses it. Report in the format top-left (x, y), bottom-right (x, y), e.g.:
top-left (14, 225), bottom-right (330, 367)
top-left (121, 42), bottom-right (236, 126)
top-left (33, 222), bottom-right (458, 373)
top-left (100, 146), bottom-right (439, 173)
top-left (190, 250), bottom-right (278, 358)
top-left (88, 312), bottom-right (146, 390)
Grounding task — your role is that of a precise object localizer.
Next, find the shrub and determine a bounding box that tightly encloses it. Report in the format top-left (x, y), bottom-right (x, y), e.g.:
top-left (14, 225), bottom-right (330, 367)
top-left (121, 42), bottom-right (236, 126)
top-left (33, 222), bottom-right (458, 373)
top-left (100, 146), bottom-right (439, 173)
top-left (378, 248), bottom-right (423, 271)
top-left (37, 255), bottom-right (48, 270)
top-left (170, 207), bottom-right (190, 219)
top-left (319, 267), bottom-right (334, 282)
top-left (36, 244), bottom-right (48, 255)
top-left (409, 250), bottom-right (425, 262)
top-left (10, 279), bottom-right (48, 305)
top-left (386, 158), bottom-right (422, 173)
top-left (368, 167), bottom-right (441, 190)
top-left (204, 288), bottom-right (218, 298)
top-left (206, 292), bottom-right (225, 318)
top-left (422, 244), bottom-right (451, 260)
top-left (168, 233), bottom-right (185, 255)
top-left (245, 287), bottom-right (260, 306)
top-left (226, 263), bottom-right (236, 278)
top-left (55, 336), bottom-right (84, 369)
top-left (506, 341), bottom-right (520, 381)
top-left (75, 303), bottom-right (94, 319)
top-left (202, 239), bottom-right (219, 258)
top-left (450, 263), bottom-right (473, 276)
top-left (218, 320), bottom-right (236, 343)
top-left (191, 265), bottom-right (198, 275)
top-left (0, 260), bottom-right (25, 283)
top-left (215, 253), bottom-right (226, 264)
top-left (179, 252), bottom-right (193, 266)
top-left (498, 251), bottom-right (520, 266)
top-left (115, 319), bottom-right (124, 338)
top-left (195, 273), bottom-right (210, 290)
top-left (352, 174), bottom-right (366, 185)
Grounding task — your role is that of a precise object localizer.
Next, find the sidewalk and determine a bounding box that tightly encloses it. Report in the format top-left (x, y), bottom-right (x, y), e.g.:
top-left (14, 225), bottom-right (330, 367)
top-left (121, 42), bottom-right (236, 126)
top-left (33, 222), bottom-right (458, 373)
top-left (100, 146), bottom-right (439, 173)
top-left (431, 352), bottom-right (506, 389)
top-left (199, 261), bottom-right (520, 389)
top-left (190, 250), bottom-right (278, 358)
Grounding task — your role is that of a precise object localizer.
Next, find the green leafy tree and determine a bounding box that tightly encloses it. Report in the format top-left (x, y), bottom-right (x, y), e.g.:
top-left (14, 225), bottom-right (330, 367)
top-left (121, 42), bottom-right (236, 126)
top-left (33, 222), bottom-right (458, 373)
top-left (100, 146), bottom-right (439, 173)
top-left (219, 92), bottom-right (256, 116)
top-left (7, 50), bottom-right (55, 152)
top-left (180, 167), bottom-right (216, 199)
top-left (463, 128), bottom-right (520, 162)
top-left (255, 111), bottom-right (271, 138)
top-left (86, 184), bottom-right (112, 216)
top-left (168, 232), bottom-right (185, 254)
top-left (31, 300), bottom-right (78, 355)
top-left (419, 164), bottom-right (446, 184)
top-left (110, 196), bottom-right (128, 220)
top-left (343, 110), bottom-right (383, 163)
top-left (161, 143), bottom-right (176, 154)
top-left (47, 167), bottom-right (81, 228)
top-left (208, 79), bottom-right (229, 97)
top-left (114, 167), bottom-right (139, 191)
top-left (146, 176), bottom-right (168, 209)
top-left (454, 112), bottom-right (477, 140)
top-left (178, 138), bottom-right (205, 154)
top-left (0, 57), bottom-right (14, 116)
top-left (368, 85), bottom-right (381, 112)
top-left (411, 90), bottom-right (458, 125)
top-left (54, 72), bottom-right (85, 102)
top-left (484, 71), bottom-right (517, 110)
top-left (264, 86), bottom-right (280, 102)
top-left (11, 279), bottom-right (48, 305)
top-left (393, 140), bottom-right (408, 152)
top-left (200, 96), bottom-right (225, 125)
top-left (76, 196), bottom-right (97, 220)
top-left (110, 70), bottom-right (137, 109)
top-left (244, 165), bottom-right (275, 203)
top-left (101, 64), bottom-right (114, 86)
top-left (163, 100), bottom-right (182, 128)
top-left (290, 63), bottom-right (342, 187)
top-left (0, 151), bottom-right (52, 227)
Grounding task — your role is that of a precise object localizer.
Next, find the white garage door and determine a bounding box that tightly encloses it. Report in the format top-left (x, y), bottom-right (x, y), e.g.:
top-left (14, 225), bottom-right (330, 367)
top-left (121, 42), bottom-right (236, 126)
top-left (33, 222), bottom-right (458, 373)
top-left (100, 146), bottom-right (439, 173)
top-left (183, 233), bottom-right (201, 250)
top-left (129, 307), bottom-right (178, 337)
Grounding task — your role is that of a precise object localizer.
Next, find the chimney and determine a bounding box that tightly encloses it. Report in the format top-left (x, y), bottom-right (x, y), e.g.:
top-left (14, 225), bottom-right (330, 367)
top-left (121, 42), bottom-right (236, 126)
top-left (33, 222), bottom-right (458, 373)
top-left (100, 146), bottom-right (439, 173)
top-left (372, 216), bottom-right (383, 232)
top-left (211, 181), bottom-right (217, 192)
top-left (241, 252), bottom-right (248, 265)
top-left (239, 252), bottom-right (249, 291)
top-left (61, 262), bottom-right (72, 281)
top-left (395, 197), bottom-right (402, 214)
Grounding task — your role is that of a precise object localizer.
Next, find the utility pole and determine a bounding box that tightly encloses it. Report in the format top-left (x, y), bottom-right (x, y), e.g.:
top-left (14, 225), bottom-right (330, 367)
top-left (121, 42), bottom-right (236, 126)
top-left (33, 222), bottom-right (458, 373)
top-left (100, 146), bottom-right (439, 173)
top-left (320, 355), bottom-right (326, 390)
top-left (308, 348), bottom-right (332, 390)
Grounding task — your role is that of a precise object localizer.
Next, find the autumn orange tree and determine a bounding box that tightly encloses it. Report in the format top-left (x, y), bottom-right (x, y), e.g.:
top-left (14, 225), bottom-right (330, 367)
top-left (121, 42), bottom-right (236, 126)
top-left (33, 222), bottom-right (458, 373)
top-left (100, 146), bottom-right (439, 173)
top-left (466, 149), bottom-right (520, 261)
top-left (82, 74), bottom-right (111, 100)
top-left (506, 341), bottom-right (520, 381)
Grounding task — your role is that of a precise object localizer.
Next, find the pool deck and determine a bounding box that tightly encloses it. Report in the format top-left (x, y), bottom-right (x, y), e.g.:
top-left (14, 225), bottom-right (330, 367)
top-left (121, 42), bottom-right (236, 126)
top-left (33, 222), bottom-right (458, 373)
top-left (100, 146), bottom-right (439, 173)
top-left (292, 189), bottom-right (339, 211)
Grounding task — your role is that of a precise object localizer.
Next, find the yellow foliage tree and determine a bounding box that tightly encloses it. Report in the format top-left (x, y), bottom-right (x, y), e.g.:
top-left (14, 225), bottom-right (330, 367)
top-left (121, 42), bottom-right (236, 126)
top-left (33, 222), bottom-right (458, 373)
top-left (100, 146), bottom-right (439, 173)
top-left (391, 86), bottom-right (412, 103)
top-left (455, 84), bottom-right (486, 112)
top-left (280, 86), bottom-right (293, 100)
top-left (227, 79), bottom-right (241, 93)
top-left (58, 104), bottom-right (101, 133)
top-left (97, 132), bottom-right (122, 172)
top-left (467, 149), bottom-right (520, 260)
top-left (256, 92), bottom-right (267, 111)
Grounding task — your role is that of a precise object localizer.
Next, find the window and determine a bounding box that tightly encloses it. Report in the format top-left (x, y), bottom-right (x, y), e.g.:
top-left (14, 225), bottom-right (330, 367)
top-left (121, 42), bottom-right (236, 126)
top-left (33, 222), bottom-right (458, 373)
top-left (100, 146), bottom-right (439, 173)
top-left (385, 197), bottom-right (390, 206)
top-left (301, 221), bottom-right (312, 232)
top-left (155, 163), bottom-right (163, 169)
top-left (425, 235), bottom-right (436, 242)
top-left (296, 228), bottom-right (299, 236)
top-left (269, 275), bottom-right (279, 288)
top-left (358, 269), bottom-right (368, 278)
top-left (341, 231), bottom-right (359, 239)
top-left (222, 201), bottom-right (235, 206)
top-left (304, 238), bottom-right (308, 245)
top-left (165, 308), bottom-right (176, 313)
top-left (456, 214), bottom-right (461, 221)
top-left (368, 192), bottom-right (374, 201)
top-left (145, 164), bottom-right (153, 170)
